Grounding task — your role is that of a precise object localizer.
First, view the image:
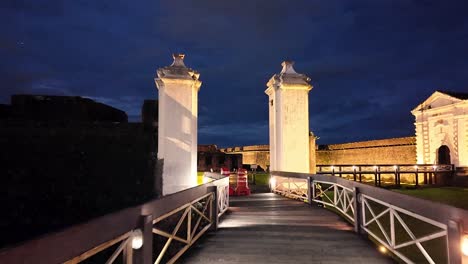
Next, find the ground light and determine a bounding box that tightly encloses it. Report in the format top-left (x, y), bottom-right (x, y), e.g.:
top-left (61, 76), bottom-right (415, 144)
top-left (378, 245), bottom-right (387, 254)
top-left (131, 229), bottom-right (143, 250)
top-left (462, 234), bottom-right (468, 256)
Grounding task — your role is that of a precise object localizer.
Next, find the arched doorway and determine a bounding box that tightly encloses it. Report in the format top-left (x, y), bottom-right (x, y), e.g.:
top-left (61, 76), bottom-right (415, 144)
top-left (437, 145), bottom-right (451, 164)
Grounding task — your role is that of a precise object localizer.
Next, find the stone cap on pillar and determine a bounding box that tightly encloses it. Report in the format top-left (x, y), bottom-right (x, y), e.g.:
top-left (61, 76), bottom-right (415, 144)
top-left (265, 60), bottom-right (312, 95)
top-left (155, 53), bottom-right (201, 90)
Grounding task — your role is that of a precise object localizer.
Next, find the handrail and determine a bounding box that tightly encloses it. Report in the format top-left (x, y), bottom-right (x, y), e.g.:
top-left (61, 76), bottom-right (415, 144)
top-left (0, 174), bottom-right (229, 264)
top-left (270, 171), bottom-right (468, 264)
top-left (316, 164), bottom-right (455, 186)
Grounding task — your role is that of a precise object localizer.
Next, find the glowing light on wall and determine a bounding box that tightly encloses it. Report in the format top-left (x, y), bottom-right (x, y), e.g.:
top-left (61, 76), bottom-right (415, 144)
top-left (461, 234), bottom-right (468, 256)
top-left (414, 165), bottom-right (418, 169)
top-left (270, 177), bottom-right (276, 188)
top-left (131, 229), bottom-right (143, 249)
top-left (373, 165), bottom-right (378, 171)
top-left (378, 245), bottom-right (387, 254)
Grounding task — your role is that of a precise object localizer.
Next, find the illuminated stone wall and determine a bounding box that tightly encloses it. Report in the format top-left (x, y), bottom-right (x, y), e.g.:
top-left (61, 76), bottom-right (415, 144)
top-left (224, 136), bottom-right (416, 170)
top-left (316, 137), bottom-right (416, 165)
top-left (220, 145), bottom-right (269, 171)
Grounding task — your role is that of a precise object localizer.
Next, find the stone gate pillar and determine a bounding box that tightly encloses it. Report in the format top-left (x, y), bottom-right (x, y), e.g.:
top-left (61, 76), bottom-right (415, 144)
top-left (155, 54), bottom-right (201, 195)
top-left (265, 61), bottom-right (312, 173)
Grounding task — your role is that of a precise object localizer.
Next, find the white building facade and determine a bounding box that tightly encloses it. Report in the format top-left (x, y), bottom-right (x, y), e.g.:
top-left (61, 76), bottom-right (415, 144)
top-left (412, 91), bottom-right (468, 168)
top-left (265, 61), bottom-right (312, 173)
top-left (155, 54), bottom-right (201, 195)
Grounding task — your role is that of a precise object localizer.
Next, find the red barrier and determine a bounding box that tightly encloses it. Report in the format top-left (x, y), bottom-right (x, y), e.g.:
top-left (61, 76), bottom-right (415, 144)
top-left (221, 167), bottom-right (236, 196)
top-left (235, 168), bottom-right (251, 196)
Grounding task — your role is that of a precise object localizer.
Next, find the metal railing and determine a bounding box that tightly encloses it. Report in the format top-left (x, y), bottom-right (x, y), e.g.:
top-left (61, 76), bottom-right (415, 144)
top-left (0, 174), bottom-right (229, 264)
top-left (270, 171), bottom-right (468, 264)
top-left (316, 164), bottom-right (455, 186)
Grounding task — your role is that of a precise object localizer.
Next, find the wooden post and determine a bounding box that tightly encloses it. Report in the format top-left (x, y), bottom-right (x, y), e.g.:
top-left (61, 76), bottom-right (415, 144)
top-left (353, 167), bottom-right (357, 182)
top-left (353, 187), bottom-right (364, 235)
top-left (394, 167), bottom-right (398, 186)
top-left (424, 172), bottom-right (428, 184)
top-left (358, 166), bottom-right (362, 183)
top-left (208, 186), bottom-right (218, 231)
top-left (415, 168), bottom-right (419, 187)
top-left (133, 214), bottom-right (153, 264)
top-left (339, 166), bottom-right (342, 177)
top-left (374, 168), bottom-right (377, 187)
top-left (307, 176), bottom-right (312, 205)
top-left (447, 220), bottom-right (463, 264)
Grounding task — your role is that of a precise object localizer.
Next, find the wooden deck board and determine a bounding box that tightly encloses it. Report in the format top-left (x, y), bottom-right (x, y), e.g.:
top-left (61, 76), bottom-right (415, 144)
top-left (179, 193), bottom-right (394, 263)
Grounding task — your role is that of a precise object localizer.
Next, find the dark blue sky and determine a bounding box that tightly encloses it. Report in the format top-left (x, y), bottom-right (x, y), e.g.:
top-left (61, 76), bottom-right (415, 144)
top-left (2, 0), bottom-right (468, 147)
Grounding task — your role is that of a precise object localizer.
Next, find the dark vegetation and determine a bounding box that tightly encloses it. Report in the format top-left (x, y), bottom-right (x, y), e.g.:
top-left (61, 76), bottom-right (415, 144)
top-left (0, 121), bottom-right (158, 248)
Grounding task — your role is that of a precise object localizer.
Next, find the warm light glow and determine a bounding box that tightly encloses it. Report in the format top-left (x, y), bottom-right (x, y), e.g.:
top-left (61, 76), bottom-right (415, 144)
top-left (462, 234), bottom-right (468, 256)
top-left (433, 165), bottom-right (438, 170)
top-left (379, 245), bottom-right (387, 254)
top-left (202, 176), bottom-right (210, 184)
top-left (270, 177), bottom-right (276, 187)
top-left (352, 166), bottom-right (356, 170)
top-left (414, 165), bottom-right (418, 169)
top-left (393, 165), bottom-right (398, 170)
top-left (131, 229), bottom-right (143, 249)
top-left (331, 166), bottom-right (335, 170)
top-left (373, 165), bottom-right (378, 170)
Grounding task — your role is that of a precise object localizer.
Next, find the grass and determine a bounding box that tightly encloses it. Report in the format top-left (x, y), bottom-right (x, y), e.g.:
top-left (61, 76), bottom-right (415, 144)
top-left (247, 173), bottom-right (269, 185)
top-left (197, 171), bottom-right (205, 185)
top-left (393, 187), bottom-right (468, 210)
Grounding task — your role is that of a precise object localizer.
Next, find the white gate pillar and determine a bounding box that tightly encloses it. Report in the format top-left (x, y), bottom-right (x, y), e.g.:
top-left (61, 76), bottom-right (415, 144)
top-left (265, 61), bottom-right (312, 173)
top-left (155, 54), bottom-right (201, 195)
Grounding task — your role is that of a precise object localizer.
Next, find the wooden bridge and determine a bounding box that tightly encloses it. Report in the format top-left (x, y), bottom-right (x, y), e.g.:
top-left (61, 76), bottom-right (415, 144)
top-left (0, 172), bottom-right (467, 264)
top-left (179, 193), bottom-right (391, 263)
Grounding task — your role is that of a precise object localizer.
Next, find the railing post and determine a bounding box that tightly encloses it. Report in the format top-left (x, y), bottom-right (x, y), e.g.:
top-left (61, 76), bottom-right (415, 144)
top-left (415, 167), bottom-right (419, 187)
top-left (353, 187), bottom-right (364, 235)
top-left (447, 220), bottom-right (463, 264)
top-left (133, 214), bottom-right (153, 264)
top-left (307, 176), bottom-right (312, 205)
top-left (208, 186), bottom-right (218, 231)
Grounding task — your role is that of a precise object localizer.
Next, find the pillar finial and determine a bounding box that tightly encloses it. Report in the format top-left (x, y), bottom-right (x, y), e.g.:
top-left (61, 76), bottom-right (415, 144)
top-left (171, 53), bottom-right (186, 67)
top-left (281, 60), bottom-right (297, 74)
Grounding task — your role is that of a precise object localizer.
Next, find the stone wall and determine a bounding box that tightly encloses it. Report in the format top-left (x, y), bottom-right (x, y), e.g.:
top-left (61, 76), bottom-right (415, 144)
top-left (316, 137), bottom-right (416, 165)
top-left (223, 137), bottom-right (416, 171)
top-left (220, 145), bottom-right (270, 171)
top-left (198, 145), bottom-right (242, 171)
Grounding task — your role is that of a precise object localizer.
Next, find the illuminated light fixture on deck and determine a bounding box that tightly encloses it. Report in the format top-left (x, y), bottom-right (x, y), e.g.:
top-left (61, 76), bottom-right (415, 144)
top-left (414, 165), bottom-right (418, 170)
top-left (331, 166), bottom-right (335, 170)
top-left (393, 165), bottom-right (398, 170)
top-left (432, 165), bottom-right (438, 170)
top-left (352, 166), bottom-right (356, 170)
top-left (378, 245), bottom-right (387, 254)
top-left (373, 166), bottom-right (378, 171)
top-left (269, 177), bottom-right (276, 187)
top-left (131, 229), bottom-right (143, 250)
top-left (462, 234), bottom-right (468, 256)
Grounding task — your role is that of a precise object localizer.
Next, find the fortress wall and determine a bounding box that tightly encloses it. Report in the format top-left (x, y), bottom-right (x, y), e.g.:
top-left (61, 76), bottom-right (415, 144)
top-left (316, 137), bottom-right (416, 165)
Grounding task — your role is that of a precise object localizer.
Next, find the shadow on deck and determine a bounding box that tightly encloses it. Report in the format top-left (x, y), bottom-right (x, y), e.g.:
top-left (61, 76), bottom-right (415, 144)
top-left (179, 193), bottom-right (394, 263)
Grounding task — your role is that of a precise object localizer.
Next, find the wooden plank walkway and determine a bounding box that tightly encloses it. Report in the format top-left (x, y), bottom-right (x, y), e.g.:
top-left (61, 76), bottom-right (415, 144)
top-left (180, 193), bottom-right (394, 264)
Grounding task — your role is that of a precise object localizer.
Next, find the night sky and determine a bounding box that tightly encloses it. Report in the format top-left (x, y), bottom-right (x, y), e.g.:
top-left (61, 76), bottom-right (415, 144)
top-left (2, 1), bottom-right (468, 147)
